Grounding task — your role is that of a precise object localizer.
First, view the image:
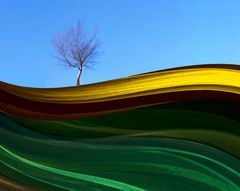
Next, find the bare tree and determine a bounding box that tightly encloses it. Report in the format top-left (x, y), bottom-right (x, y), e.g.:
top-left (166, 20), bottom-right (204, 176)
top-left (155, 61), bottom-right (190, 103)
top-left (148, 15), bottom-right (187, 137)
top-left (52, 21), bottom-right (100, 86)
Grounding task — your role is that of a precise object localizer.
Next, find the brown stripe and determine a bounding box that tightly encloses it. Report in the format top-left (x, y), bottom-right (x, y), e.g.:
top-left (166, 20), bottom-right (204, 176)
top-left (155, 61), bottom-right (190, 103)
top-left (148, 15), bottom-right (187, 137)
top-left (0, 175), bottom-right (37, 191)
top-left (1, 88), bottom-right (240, 120)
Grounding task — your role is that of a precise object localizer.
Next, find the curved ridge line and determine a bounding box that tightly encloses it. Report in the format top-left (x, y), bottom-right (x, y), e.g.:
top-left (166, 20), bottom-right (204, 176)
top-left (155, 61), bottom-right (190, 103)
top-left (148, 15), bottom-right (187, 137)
top-left (1, 67), bottom-right (240, 104)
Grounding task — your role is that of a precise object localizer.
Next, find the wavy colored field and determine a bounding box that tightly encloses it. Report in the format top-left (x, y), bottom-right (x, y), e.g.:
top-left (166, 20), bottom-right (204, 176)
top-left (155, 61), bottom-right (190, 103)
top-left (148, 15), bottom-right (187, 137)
top-left (1, 64), bottom-right (240, 190)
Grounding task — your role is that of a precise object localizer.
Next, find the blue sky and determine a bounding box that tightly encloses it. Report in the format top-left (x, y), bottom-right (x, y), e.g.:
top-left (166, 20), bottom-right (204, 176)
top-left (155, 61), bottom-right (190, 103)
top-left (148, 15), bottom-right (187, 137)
top-left (1, 0), bottom-right (240, 87)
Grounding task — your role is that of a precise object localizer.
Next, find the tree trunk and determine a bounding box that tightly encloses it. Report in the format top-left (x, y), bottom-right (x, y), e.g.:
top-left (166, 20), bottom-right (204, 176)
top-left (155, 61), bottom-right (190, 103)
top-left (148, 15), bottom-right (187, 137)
top-left (76, 68), bottom-right (82, 86)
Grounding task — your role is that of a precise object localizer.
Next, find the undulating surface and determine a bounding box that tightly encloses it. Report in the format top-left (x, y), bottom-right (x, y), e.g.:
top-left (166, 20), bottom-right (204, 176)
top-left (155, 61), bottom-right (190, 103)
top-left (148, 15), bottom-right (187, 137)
top-left (1, 64), bottom-right (240, 190)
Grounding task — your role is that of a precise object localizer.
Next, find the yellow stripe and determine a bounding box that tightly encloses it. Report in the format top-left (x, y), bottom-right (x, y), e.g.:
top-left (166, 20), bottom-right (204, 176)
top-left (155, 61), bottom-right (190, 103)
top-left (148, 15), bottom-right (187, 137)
top-left (1, 67), bottom-right (240, 104)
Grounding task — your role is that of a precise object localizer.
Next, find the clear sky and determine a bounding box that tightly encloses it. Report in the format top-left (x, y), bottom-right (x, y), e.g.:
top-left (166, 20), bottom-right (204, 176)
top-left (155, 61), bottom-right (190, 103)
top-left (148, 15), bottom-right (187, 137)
top-left (1, 0), bottom-right (240, 87)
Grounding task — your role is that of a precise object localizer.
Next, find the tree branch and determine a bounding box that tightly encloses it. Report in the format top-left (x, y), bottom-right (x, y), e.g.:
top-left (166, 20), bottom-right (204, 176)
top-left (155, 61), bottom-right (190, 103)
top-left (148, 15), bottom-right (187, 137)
top-left (52, 20), bottom-right (100, 85)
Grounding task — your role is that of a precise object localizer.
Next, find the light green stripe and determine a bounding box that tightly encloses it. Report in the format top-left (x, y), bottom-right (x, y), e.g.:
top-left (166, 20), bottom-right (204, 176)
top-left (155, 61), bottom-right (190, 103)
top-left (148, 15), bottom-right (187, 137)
top-left (0, 145), bottom-right (145, 191)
